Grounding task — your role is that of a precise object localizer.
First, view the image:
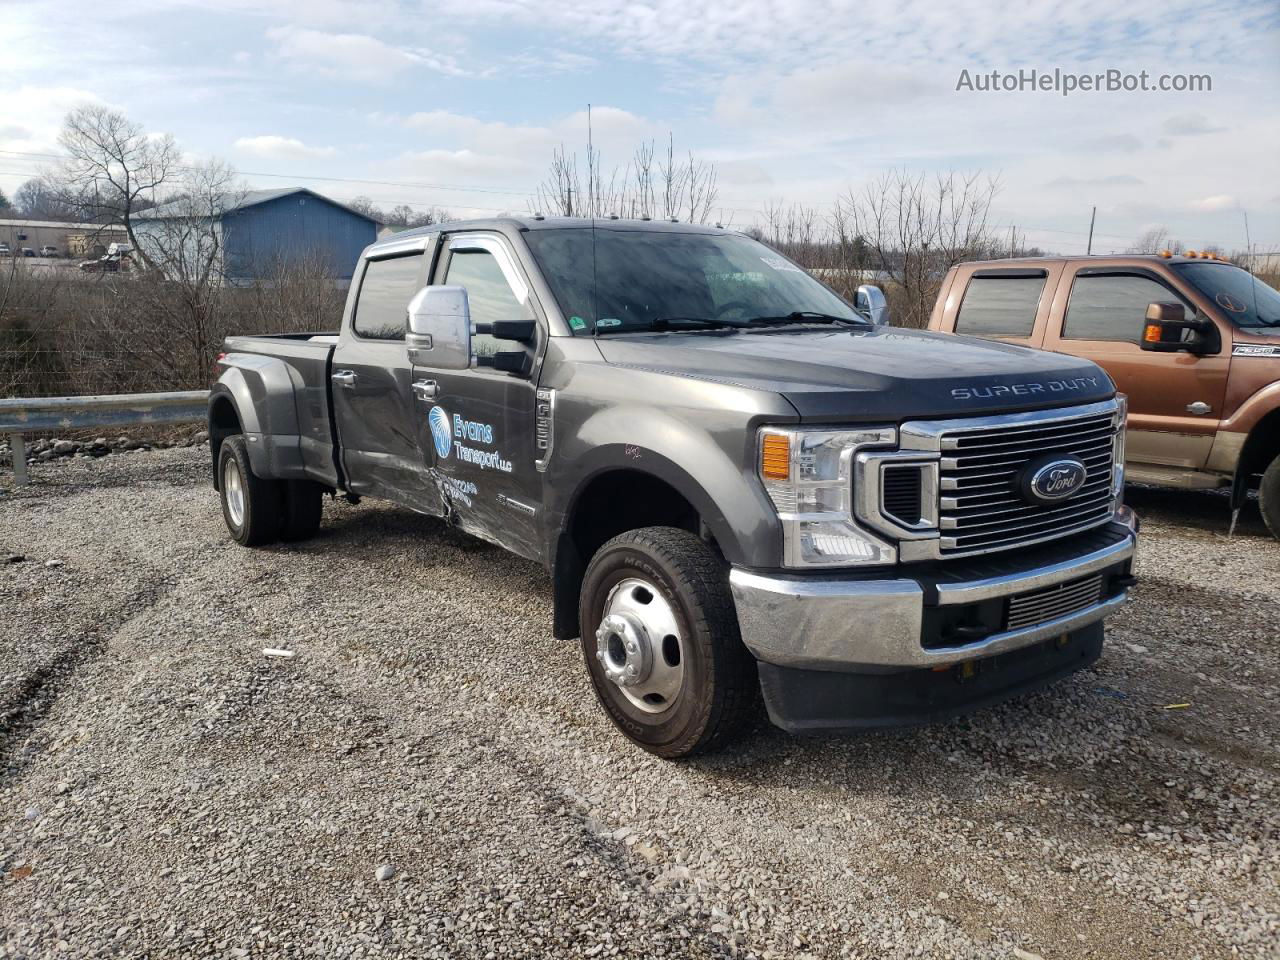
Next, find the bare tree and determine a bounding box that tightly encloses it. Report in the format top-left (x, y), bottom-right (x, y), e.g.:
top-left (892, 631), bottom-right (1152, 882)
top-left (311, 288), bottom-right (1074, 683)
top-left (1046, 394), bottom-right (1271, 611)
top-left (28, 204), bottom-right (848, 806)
top-left (47, 106), bottom-right (179, 264)
top-left (533, 134), bottom-right (719, 223)
top-left (835, 170), bottom-right (1000, 327)
top-left (13, 178), bottom-right (80, 222)
top-left (116, 160), bottom-right (246, 381)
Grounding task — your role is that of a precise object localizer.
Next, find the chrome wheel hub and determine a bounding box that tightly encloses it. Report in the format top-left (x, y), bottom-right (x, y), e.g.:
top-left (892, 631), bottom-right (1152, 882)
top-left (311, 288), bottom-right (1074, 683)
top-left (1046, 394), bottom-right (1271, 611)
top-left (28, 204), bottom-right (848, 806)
top-left (223, 458), bottom-right (245, 528)
top-left (595, 578), bottom-right (685, 714)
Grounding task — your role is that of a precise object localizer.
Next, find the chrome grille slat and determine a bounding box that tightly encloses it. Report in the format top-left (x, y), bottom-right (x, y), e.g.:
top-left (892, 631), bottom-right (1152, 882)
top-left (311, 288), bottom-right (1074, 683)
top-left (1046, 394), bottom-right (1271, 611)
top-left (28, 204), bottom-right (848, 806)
top-left (944, 415), bottom-right (1115, 447)
top-left (935, 407), bottom-right (1118, 557)
top-left (943, 441), bottom-right (1113, 472)
top-left (944, 482), bottom-right (1113, 523)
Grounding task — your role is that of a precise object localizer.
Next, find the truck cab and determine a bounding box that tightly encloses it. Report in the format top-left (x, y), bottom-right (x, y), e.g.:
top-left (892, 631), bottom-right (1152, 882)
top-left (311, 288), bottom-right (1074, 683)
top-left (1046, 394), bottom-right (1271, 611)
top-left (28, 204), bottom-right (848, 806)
top-left (929, 254), bottom-right (1280, 536)
top-left (211, 218), bottom-right (1139, 757)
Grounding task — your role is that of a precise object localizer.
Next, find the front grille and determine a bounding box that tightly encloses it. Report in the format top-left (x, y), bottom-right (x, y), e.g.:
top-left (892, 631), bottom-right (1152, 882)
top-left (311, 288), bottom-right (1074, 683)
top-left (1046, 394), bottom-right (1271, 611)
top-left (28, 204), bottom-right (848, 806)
top-left (937, 410), bottom-right (1116, 556)
top-left (1006, 573), bottom-right (1104, 630)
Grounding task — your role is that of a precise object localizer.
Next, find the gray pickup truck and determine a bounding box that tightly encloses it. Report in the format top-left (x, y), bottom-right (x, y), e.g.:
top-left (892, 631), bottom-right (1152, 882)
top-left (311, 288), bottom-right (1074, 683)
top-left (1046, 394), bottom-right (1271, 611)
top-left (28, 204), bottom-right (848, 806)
top-left (210, 218), bottom-right (1139, 757)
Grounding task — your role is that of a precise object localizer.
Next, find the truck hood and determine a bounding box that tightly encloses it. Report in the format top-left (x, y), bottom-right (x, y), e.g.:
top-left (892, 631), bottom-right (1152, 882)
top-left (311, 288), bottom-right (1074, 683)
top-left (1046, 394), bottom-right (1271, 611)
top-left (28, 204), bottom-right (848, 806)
top-left (595, 326), bottom-right (1114, 420)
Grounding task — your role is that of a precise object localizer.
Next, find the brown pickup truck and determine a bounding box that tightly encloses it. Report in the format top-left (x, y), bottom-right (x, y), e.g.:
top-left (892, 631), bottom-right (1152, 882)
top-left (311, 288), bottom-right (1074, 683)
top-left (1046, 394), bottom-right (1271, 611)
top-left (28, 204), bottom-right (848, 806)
top-left (927, 253), bottom-right (1280, 537)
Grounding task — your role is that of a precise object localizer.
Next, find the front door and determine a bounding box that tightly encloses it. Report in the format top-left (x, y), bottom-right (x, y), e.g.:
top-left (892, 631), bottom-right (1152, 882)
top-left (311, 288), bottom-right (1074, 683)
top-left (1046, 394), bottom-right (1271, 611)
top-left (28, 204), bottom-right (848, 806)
top-left (1045, 267), bottom-right (1230, 470)
top-left (411, 232), bottom-right (543, 561)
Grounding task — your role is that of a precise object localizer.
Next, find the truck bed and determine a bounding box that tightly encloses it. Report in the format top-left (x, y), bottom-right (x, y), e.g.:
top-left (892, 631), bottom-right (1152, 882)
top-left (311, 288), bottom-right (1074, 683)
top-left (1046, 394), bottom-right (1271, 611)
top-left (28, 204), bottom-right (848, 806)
top-left (220, 333), bottom-right (342, 488)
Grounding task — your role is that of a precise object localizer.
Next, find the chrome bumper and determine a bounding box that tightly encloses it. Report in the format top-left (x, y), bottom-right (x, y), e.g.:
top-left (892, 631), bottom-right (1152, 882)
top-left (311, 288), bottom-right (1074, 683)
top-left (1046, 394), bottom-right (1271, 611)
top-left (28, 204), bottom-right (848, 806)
top-left (730, 512), bottom-right (1138, 671)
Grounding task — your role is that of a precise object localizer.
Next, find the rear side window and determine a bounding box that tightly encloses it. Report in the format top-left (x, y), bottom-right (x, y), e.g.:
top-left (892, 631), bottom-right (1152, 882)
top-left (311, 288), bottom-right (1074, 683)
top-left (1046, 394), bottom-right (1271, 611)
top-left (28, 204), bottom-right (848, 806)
top-left (353, 254), bottom-right (422, 340)
top-left (955, 275), bottom-right (1045, 338)
top-left (1064, 274), bottom-right (1193, 343)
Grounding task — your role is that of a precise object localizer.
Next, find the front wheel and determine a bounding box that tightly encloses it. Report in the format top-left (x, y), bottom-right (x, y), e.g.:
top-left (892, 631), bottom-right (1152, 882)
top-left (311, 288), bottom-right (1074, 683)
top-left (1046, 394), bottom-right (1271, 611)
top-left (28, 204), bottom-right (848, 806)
top-left (579, 527), bottom-right (757, 758)
top-left (1260, 454), bottom-right (1280, 541)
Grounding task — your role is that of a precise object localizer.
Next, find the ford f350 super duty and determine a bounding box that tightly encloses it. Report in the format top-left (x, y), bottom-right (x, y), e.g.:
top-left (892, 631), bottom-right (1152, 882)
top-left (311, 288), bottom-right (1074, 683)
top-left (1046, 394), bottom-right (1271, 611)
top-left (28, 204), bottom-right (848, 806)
top-left (210, 218), bottom-right (1139, 758)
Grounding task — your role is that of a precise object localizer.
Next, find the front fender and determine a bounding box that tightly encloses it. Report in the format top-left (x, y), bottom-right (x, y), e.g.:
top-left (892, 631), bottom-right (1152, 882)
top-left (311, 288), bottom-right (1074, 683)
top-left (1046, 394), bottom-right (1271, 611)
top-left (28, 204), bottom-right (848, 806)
top-left (549, 403), bottom-right (782, 568)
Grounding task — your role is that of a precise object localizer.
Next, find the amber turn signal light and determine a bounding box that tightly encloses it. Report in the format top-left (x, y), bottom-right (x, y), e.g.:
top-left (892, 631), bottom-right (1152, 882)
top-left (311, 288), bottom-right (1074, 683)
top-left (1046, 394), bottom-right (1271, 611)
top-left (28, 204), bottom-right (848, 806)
top-left (1143, 322), bottom-right (1162, 343)
top-left (761, 434), bottom-right (791, 480)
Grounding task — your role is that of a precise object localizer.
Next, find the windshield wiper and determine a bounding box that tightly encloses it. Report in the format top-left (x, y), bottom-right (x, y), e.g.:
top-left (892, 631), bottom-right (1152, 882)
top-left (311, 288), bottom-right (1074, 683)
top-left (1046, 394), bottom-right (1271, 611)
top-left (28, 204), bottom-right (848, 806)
top-left (640, 316), bottom-right (748, 332)
top-left (742, 311), bottom-right (869, 327)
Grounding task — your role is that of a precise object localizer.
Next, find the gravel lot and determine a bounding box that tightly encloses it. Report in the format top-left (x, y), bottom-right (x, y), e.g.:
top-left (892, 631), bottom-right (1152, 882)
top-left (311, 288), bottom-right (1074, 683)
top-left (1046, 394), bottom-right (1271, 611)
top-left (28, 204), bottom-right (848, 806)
top-left (1, 448), bottom-right (1277, 959)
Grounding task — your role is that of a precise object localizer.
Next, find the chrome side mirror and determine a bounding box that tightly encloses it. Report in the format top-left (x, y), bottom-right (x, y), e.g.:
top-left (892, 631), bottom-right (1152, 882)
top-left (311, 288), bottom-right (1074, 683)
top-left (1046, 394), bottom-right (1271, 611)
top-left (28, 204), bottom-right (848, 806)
top-left (407, 285), bottom-right (471, 369)
top-left (854, 284), bottom-right (890, 326)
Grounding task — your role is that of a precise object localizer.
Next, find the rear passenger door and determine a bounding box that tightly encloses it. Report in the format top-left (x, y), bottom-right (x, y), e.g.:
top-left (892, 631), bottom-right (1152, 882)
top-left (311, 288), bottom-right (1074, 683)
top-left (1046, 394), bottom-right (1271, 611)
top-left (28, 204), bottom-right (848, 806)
top-left (331, 239), bottom-right (443, 512)
top-left (1044, 267), bottom-right (1229, 470)
top-left (947, 266), bottom-right (1059, 347)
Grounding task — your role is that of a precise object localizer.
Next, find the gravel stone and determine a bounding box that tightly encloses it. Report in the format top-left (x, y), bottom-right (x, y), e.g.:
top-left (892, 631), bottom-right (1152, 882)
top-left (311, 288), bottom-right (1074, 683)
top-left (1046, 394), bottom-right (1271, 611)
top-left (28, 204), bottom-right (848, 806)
top-left (0, 451), bottom-right (1277, 959)
top-left (375, 864), bottom-right (396, 881)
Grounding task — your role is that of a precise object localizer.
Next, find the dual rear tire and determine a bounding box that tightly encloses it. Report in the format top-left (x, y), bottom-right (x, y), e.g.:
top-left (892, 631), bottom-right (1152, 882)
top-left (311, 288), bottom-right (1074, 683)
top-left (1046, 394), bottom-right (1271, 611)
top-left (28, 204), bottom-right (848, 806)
top-left (218, 435), bottom-right (323, 546)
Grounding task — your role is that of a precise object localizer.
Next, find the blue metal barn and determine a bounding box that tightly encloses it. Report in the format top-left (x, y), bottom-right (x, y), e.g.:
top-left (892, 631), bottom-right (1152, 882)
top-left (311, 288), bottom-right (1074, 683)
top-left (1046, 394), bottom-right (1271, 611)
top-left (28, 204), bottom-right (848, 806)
top-left (136, 187), bottom-right (379, 283)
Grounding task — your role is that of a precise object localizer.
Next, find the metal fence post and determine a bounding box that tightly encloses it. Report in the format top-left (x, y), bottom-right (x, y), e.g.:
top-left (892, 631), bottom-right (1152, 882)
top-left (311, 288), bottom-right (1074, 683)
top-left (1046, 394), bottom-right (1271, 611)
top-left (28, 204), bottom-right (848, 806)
top-left (8, 433), bottom-right (28, 486)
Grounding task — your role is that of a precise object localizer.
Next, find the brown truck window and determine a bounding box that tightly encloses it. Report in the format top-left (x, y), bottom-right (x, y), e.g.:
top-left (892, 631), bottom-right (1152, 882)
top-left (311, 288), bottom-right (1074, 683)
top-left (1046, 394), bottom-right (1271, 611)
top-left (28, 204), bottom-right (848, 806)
top-left (352, 254), bottom-right (422, 341)
top-left (1063, 274), bottom-right (1193, 343)
top-left (955, 276), bottom-right (1044, 338)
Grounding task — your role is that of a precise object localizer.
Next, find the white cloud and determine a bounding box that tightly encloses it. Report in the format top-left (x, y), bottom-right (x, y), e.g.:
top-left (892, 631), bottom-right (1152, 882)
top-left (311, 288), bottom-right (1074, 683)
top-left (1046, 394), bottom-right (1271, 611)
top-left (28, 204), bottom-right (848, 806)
top-left (1191, 194), bottom-right (1236, 212)
top-left (233, 135), bottom-right (337, 161)
top-left (1162, 113), bottom-right (1227, 136)
top-left (265, 26), bottom-right (465, 81)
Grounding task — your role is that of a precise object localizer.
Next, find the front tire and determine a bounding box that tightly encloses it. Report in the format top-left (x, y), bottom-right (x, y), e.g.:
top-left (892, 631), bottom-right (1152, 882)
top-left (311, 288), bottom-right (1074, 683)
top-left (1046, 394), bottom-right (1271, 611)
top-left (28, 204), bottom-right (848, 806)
top-left (218, 436), bottom-right (282, 547)
top-left (1260, 454), bottom-right (1280, 540)
top-left (579, 527), bottom-right (757, 758)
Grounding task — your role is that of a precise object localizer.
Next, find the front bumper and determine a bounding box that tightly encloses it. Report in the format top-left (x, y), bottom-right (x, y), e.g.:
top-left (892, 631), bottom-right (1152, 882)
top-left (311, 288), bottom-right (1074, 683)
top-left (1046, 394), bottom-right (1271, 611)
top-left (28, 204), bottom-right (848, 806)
top-left (730, 512), bottom-right (1137, 671)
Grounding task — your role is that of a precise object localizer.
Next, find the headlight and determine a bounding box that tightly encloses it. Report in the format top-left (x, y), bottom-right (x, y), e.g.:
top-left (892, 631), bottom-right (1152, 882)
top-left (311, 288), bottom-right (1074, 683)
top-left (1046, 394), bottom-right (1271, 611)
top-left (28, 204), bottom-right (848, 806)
top-left (758, 426), bottom-right (897, 567)
top-left (1112, 393), bottom-right (1127, 505)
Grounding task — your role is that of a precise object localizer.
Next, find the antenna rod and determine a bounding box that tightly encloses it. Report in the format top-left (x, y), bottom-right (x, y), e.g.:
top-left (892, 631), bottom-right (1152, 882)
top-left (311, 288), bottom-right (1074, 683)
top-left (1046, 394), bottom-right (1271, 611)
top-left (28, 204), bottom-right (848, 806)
top-left (1086, 205), bottom-right (1096, 255)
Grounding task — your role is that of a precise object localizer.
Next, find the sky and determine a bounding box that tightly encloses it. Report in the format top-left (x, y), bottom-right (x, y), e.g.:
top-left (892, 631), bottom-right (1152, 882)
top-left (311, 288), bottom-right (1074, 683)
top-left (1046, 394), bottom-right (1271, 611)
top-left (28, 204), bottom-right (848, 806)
top-left (1, 0), bottom-right (1278, 254)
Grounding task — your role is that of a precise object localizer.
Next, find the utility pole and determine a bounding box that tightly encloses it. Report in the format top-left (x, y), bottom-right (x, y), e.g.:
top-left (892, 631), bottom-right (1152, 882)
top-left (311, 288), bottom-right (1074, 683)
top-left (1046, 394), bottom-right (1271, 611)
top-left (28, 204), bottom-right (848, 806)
top-left (1086, 206), bottom-right (1096, 255)
top-left (566, 184), bottom-right (573, 218)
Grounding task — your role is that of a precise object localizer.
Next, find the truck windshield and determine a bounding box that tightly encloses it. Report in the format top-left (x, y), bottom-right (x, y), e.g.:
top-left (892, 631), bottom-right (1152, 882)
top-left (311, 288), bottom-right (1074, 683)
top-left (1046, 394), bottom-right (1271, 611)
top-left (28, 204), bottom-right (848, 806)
top-left (1172, 262), bottom-right (1280, 334)
top-left (523, 226), bottom-right (860, 334)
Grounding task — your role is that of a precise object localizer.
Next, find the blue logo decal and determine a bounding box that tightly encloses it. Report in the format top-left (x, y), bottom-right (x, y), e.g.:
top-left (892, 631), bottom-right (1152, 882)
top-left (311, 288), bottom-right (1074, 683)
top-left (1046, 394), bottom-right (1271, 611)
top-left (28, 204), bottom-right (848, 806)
top-left (429, 406), bottom-right (452, 459)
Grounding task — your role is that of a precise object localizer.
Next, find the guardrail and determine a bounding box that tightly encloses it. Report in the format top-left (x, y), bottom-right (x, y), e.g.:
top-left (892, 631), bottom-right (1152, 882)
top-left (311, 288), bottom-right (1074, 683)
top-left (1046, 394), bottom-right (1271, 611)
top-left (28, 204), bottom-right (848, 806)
top-left (1, 390), bottom-right (210, 486)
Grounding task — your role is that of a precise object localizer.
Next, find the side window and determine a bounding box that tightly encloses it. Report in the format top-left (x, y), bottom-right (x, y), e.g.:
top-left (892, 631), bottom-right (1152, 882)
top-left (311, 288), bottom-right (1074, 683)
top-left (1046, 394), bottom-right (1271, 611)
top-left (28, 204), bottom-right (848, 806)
top-left (1063, 274), bottom-right (1194, 343)
top-left (955, 275), bottom-right (1045, 338)
top-left (353, 254), bottom-right (422, 340)
top-left (444, 247), bottom-right (524, 358)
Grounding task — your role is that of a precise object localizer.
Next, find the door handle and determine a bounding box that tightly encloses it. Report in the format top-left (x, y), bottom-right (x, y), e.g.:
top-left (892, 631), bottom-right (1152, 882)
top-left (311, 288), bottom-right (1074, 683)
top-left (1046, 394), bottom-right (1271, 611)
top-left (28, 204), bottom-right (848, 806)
top-left (1186, 401), bottom-right (1211, 415)
top-left (331, 370), bottom-right (358, 388)
top-left (412, 379), bottom-right (439, 401)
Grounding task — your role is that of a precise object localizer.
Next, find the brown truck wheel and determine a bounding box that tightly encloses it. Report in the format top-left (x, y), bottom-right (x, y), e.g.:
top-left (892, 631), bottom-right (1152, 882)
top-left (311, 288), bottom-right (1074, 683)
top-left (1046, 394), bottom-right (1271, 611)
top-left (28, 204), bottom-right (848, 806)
top-left (1260, 455), bottom-right (1280, 541)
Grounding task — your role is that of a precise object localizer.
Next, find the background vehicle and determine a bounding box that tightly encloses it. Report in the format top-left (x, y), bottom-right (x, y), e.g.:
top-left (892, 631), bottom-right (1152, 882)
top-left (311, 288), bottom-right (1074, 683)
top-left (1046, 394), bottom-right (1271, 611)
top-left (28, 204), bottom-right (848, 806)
top-left (928, 254), bottom-right (1280, 537)
top-left (20, 247), bottom-right (35, 257)
top-left (0, 243), bottom-right (10, 257)
top-left (210, 218), bottom-right (1137, 757)
top-left (39, 244), bottom-right (59, 258)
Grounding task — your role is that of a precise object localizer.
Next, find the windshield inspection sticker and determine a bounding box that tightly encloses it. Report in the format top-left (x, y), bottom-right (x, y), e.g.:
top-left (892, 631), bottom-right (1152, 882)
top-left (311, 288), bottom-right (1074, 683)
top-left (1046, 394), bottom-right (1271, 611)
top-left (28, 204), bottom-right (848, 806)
top-left (597, 318), bottom-right (622, 328)
top-left (569, 315), bottom-right (587, 331)
top-left (759, 255), bottom-right (804, 273)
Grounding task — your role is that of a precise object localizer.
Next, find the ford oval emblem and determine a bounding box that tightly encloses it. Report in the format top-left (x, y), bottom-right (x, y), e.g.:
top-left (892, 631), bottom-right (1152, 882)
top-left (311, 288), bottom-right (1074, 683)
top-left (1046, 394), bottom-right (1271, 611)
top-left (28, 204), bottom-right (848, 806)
top-left (1020, 455), bottom-right (1088, 504)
